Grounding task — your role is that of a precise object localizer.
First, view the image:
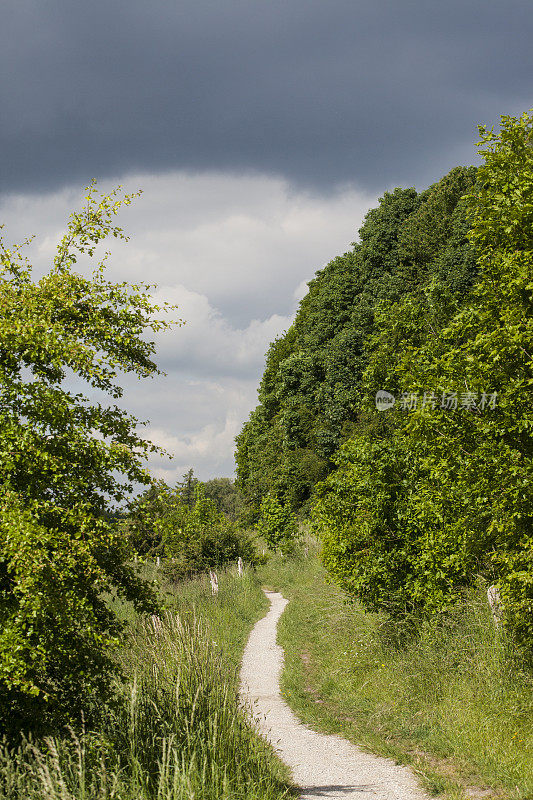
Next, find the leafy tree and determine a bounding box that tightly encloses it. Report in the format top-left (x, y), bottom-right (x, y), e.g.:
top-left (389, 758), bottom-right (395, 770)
top-left (161, 486), bottom-right (258, 580)
top-left (177, 468), bottom-right (199, 508)
top-left (201, 476), bottom-right (245, 520)
top-left (235, 405), bottom-right (287, 516)
top-left (392, 111), bottom-right (533, 642)
top-left (122, 480), bottom-right (182, 556)
top-left (257, 493), bottom-right (299, 553)
top-left (0, 182), bottom-right (179, 735)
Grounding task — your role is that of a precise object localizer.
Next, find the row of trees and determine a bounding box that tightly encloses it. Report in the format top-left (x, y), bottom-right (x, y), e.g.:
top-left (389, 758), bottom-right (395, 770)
top-left (236, 112), bottom-right (533, 650)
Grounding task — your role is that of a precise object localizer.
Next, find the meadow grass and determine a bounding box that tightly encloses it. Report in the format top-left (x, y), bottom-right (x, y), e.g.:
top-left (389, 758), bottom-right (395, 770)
top-left (0, 565), bottom-right (293, 800)
top-left (112, 561), bottom-right (269, 677)
top-left (259, 544), bottom-right (533, 800)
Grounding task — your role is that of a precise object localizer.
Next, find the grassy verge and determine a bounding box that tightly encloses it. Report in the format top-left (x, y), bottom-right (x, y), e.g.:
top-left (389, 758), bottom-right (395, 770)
top-left (0, 565), bottom-right (293, 800)
top-left (114, 561), bottom-right (270, 677)
top-left (259, 547), bottom-right (533, 800)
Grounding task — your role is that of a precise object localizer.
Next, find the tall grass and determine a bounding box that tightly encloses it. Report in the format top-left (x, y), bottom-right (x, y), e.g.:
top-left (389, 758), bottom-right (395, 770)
top-left (0, 568), bottom-right (291, 800)
top-left (260, 550), bottom-right (533, 800)
top-left (111, 563), bottom-right (269, 676)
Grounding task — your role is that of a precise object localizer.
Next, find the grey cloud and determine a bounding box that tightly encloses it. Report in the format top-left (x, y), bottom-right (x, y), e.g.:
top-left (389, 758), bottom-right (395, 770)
top-left (2, 0), bottom-right (532, 197)
top-left (0, 172), bottom-right (375, 327)
top-left (0, 173), bottom-right (373, 479)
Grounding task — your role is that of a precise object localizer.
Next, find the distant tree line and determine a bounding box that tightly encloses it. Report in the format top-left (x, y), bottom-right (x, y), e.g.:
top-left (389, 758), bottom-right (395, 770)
top-left (123, 470), bottom-right (258, 579)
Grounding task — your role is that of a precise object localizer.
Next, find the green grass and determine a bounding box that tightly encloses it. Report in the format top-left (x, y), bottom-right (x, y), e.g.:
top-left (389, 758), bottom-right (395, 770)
top-left (259, 546), bottom-right (533, 800)
top-left (0, 565), bottom-right (293, 800)
top-left (112, 561), bottom-right (269, 677)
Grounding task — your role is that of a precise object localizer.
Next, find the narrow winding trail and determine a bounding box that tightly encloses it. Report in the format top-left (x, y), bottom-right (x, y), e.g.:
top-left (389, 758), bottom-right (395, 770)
top-left (240, 590), bottom-right (429, 800)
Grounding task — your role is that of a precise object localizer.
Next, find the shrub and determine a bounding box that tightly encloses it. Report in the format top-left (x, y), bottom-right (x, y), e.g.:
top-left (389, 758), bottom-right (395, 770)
top-left (0, 183), bottom-right (175, 735)
top-left (257, 494), bottom-right (299, 554)
top-left (160, 487), bottom-right (259, 580)
top-left (313, 434), bottom-right (418, 614)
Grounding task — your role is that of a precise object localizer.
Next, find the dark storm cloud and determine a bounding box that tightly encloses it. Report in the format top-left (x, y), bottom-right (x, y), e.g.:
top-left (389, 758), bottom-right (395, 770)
top-left (2, 0), bottom-right (532, 195)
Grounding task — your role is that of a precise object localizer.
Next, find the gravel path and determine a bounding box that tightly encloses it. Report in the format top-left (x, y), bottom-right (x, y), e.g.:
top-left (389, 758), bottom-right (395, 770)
top-left (239, 590), bottom-right (429, 800)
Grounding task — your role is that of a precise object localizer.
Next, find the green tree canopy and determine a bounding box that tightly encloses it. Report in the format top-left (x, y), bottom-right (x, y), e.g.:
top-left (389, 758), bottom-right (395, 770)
top-left (314, 111), bottom-right (533, 648)
top-left (235, 167), bottom-right (477, 515)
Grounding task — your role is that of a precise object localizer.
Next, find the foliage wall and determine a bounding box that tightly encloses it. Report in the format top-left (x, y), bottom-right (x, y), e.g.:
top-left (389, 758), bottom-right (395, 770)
top-left (236, 164), bottom-right (477, 511)
top-left (236, 112), bottom-right (533, 648)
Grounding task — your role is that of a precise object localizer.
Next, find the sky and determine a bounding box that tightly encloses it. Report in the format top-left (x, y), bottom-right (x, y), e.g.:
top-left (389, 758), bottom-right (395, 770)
top-left (1, 1), bottom-right (532, 482)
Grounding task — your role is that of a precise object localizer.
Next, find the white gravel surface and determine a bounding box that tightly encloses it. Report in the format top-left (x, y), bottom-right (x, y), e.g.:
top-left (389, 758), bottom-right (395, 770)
top-left (239, 590), bottom-right (429, 800)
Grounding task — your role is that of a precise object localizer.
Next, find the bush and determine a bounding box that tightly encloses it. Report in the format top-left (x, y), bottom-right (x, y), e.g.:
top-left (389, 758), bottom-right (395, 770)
top-left (257, 494), bottom-right (299, 554)
top-left (157, 487), bottom-right (259, 580)
top-left (125, 483), bottom-right (259, 579)
top-left (0, 183), bottom-right (173, 736)
top-left (313, 434), bottom-right (417, 615)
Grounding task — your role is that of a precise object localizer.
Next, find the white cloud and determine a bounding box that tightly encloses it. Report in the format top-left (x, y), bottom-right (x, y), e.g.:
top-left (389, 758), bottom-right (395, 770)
top-left (0, 171), bottom-right (376, 481)
top-left (149, 283), bottom-right (292, 378)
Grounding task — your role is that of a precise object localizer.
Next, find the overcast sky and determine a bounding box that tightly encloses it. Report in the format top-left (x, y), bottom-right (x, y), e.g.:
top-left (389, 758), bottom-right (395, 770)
top-left (1, 1), bottom-right (532, 482)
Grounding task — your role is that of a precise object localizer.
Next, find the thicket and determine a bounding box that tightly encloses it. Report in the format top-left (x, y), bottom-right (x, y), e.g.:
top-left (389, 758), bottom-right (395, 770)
top-left (237, 111), bottom-right (533, 649)
top-left (124, 479), bottom-right (259, 578)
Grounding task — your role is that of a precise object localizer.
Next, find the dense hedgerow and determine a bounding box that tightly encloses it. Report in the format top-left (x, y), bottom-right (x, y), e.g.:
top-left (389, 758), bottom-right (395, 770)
top-left (314, 112), bottom-right (533, 648)
top-left (239, 109), bottom-right (533, 650)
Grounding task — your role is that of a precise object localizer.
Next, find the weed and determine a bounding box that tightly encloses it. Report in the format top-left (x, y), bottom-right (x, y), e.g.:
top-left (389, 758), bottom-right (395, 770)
top-left (0, 567), bottom-right (292, 800)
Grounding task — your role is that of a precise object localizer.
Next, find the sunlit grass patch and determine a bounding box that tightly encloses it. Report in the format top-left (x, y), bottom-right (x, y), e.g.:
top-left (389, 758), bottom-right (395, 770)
top-left (259, 549), bottom-right (533, 800)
